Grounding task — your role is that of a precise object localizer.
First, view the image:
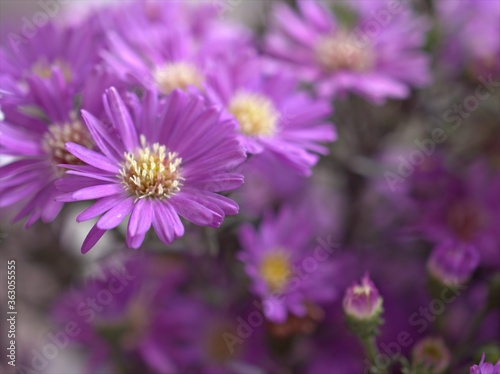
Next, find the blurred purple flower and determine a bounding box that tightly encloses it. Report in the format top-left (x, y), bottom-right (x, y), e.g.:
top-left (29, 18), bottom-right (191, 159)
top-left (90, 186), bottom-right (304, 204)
top-left (427, 241), bottom-right (480, 286)
top-left (470, 353), bottom-right (500, 374)
top-left (205, 51), bottom-right (336, 176)
top-left (265, 0), bottom-right (430, 104)
top-left (56, 87), bottom-right (245, 252)
top-left (238, 205), bottom-right (337, 323)
top-left (0, 67), bottom-right (115, 226)
top-left (437, 0), bottom-right (500, 77)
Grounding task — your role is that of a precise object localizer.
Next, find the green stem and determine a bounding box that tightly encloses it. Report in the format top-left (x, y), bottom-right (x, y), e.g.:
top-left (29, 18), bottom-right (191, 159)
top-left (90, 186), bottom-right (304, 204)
top-left (361, 336), bottom-right (378, 364)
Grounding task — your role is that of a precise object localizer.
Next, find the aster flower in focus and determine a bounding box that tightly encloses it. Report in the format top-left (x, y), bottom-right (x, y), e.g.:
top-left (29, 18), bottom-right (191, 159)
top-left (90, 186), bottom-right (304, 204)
top-left (205, 52), bottom-right (336, 176)
top-left (437, 0), bottom-right (500, 77)
top-left (238, 206), bottom-right (338, 323)
top-left (0, 67), bottom-right (115, 226)
top-left (56, 87), bottom-right (245, 252)
top-left (265, 0), bottom-right (430, 104)
top-left (470, 353), bottom-right (500, 374)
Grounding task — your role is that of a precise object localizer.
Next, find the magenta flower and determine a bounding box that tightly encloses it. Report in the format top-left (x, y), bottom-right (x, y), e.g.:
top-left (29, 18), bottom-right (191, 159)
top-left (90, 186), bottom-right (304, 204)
top-left (437, 0), bottom-right (500, 77)
top-left (470, 353), bottom-right (500, 374)
top-left (101, 2), bottom-right (250, 97)
top-left (238, 206), bottom-right (337, 323)
top-left (0, 67), bottom-right (115, 227)
top-left (56, 87), bottom-right (245, 252)
top-left (343, 273), bottom-right (383, 321)
top-left (427, 241), bottom-right (480, 287)
top-left (0, 22), bottom-right (100, 94)
top-left (205, 52), bottom-right (336, 176)
top-left (265, 0), bottom-right (430, 104)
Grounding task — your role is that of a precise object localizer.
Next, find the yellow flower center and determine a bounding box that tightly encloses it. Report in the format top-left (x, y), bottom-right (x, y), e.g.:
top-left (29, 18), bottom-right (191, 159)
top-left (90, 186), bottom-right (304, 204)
top-left (353, 284), bottom-right (372, 296)
top-left (229, 91), bottom-right (279, 137)
top-left (153, 62), bottom-right (204, 95)
top-left (42, 121), bottom-right (94, 173)
top-left (31, 58), bottom-right (72, 82)
top-left (315, 31), bottom-right (373, 72)
top-left (120, 136), bottom-right (183, 200)
top-left (259, 250), bottom-right (291, 292)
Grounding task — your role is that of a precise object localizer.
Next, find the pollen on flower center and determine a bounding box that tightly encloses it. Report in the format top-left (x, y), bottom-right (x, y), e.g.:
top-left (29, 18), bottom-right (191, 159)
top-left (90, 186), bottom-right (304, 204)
top-left (315, 31), bottom-right (374, 72)
top-left (120, 137), bottom-right (183, 200)
top-left (353, 284), bottom-right (372, 296)
top-left (229, 91), bottom-right (279, 137)
top-left (42, 121), bottom-right (94, 172)
top-left (31, 58), bottom-right (72, 82)
top-left (260, 250), bottom-right (291, 292)
top-left (153, 62), bottom-right (204, 95)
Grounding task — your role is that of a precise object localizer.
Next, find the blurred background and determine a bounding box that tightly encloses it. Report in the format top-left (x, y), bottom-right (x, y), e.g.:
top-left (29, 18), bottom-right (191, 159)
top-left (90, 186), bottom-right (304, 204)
top-left (1, 1), bottom-right (499, 373)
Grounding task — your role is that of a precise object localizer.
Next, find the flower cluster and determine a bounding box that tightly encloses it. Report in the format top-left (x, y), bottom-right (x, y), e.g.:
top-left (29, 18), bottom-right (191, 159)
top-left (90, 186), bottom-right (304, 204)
top-left (1, 1), bottom-right (498, 373)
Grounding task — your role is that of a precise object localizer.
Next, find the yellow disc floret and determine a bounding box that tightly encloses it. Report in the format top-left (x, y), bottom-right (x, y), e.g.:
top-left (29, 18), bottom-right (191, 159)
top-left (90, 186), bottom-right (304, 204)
top-left (120, 136), bottom-right (183, 200)
top-left (153, 62), bottom-right (204, 95)
top-left (229, 91), bottom-right (279, 137)
top-left (259, 249), bottom-right (292, 293)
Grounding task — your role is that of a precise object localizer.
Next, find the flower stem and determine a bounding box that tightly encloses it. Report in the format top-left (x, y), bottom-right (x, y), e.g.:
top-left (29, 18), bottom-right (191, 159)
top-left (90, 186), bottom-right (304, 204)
top-left (361, 336), bottom-right (378, 362)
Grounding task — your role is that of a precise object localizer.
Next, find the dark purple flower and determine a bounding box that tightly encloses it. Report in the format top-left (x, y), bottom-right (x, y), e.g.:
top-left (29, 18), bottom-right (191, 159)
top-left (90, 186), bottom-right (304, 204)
top-left (265, 0), bottom-right (430, 104)
top-left (470, 353), bottom-right (500, 374)
top-left (56, 87), bottom-right (245, 252)
top-left (343, 273), bottom-right (382, 321)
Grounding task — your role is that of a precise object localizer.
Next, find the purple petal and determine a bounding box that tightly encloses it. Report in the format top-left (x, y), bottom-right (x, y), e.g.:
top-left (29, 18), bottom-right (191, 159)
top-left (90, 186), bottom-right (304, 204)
top-left (96, 197), bottom-right (135, 230)
top-left (66, 142), bottom-right (119, 173)
top-left (103, 87), bottom-right (139, 150)
top-left (82, 224), bottom-right (107, 254)
top-left (128, 198), bottom-right (153, 237)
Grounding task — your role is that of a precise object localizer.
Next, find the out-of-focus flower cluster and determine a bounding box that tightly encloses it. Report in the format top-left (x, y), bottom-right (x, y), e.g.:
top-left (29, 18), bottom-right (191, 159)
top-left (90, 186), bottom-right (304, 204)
top-left (0, 0), bottom-right (498, 373)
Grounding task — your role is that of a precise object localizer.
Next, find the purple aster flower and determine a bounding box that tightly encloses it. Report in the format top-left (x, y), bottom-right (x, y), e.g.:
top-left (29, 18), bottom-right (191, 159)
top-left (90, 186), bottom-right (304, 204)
top-left (52, 253), bottom-right (190, 374)
top-left (0, 22), bottom-right (100, 94)
top-left (416, 161), bottom-right (500, 268)
top-left (412, 337), bottom-right (451, 374)
top-left (101, 2), bottom-right (250, 97)
top-left (237, 206), bottom-right (338, 323)
top-left (437, 0), bottom-right (500, 78)
top-left (0, 67), bottom-right (115, 226)
top-left (56, 87), bottom-right (245, 252)
top-left (342, 273), bottom-right (383, 321)
top-left (265, 0), bottom-right (430, 104)
top-left (427, 241), bottom-right (480, 287)
top-left (205, 51), bottom-right (336, 176)
top-left (471, 353), bottom-right (500, 374)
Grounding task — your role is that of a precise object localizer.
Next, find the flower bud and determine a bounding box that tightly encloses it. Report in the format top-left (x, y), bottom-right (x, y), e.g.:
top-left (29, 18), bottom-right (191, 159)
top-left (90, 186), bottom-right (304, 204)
top-left (343, 273), bottom-right (383, 337)
top-left (412, 337), bottom-right (451, 374)
top-left (427, 241), bottom-right (480, 288)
